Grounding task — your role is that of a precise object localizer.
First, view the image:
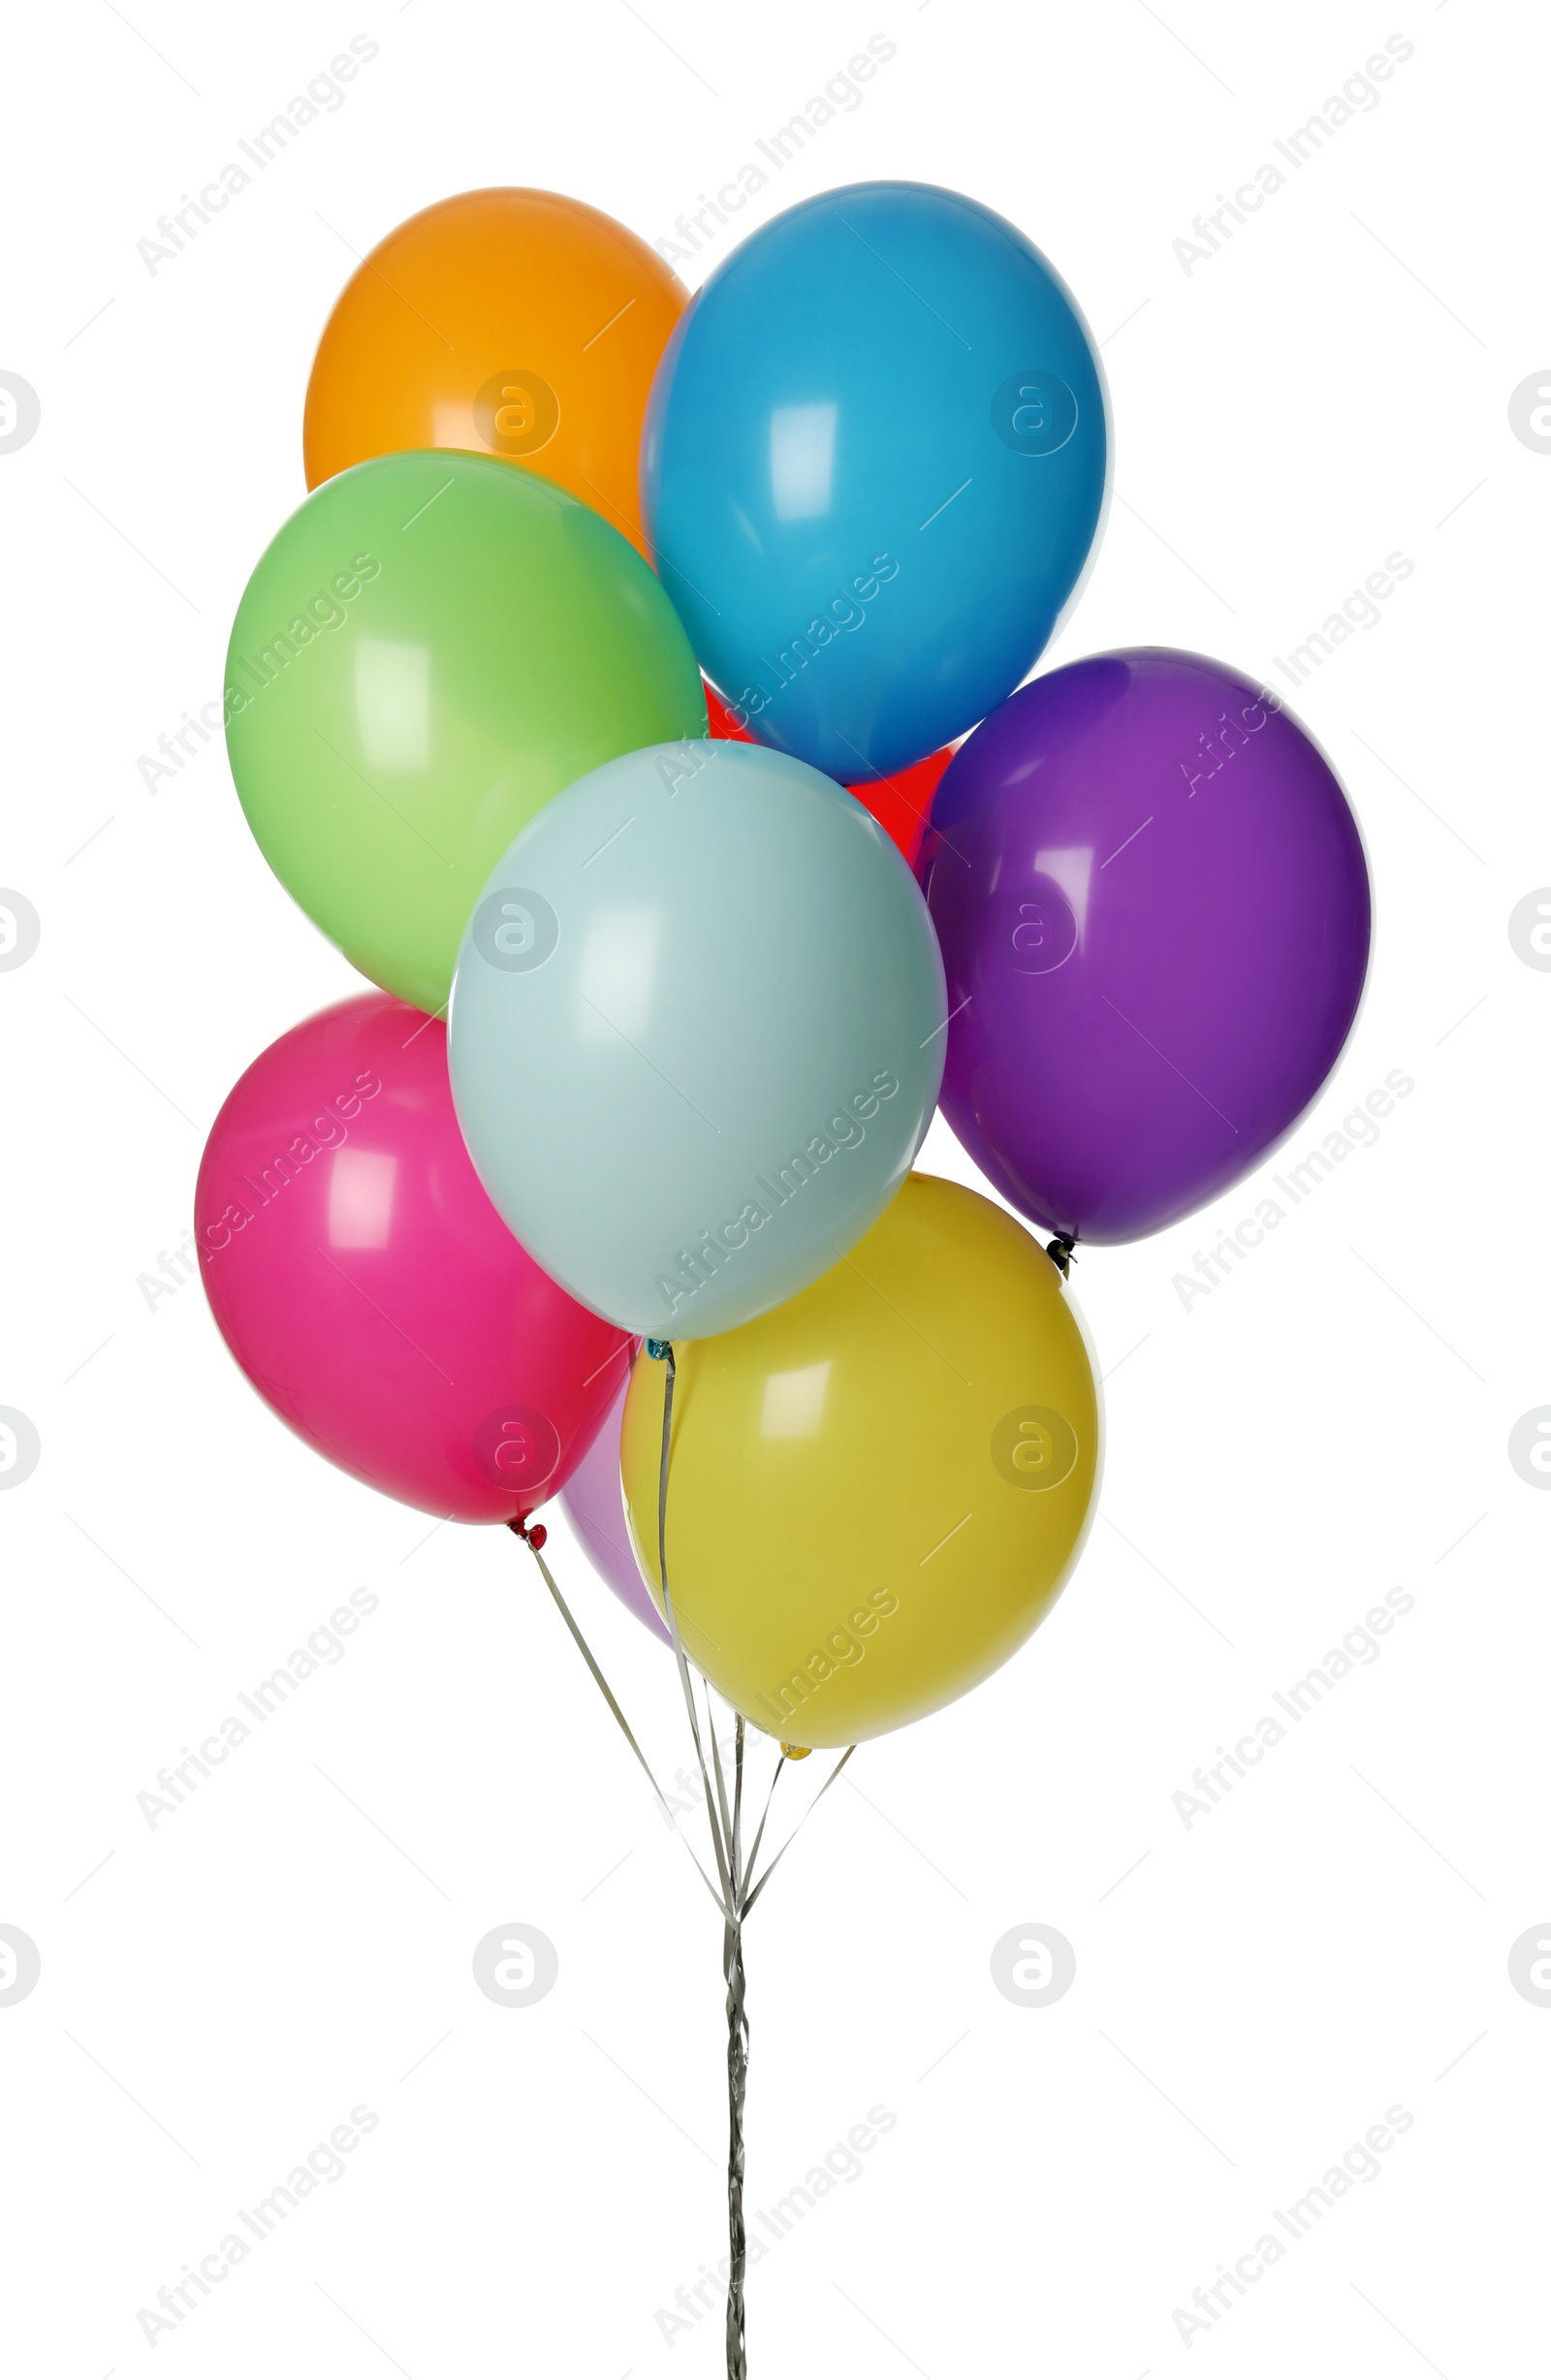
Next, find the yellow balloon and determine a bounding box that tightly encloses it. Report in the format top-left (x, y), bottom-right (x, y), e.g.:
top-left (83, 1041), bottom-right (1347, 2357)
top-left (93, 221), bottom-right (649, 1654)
top-left (620, 1173), bottom-right (1100, 1747)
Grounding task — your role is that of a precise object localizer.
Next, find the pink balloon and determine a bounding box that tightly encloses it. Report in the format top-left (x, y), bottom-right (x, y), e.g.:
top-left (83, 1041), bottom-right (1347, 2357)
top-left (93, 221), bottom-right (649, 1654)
top-left (196, 993), bottom-right (631, 1522)
top-left (559, 1371), bottom-right (670, 1643)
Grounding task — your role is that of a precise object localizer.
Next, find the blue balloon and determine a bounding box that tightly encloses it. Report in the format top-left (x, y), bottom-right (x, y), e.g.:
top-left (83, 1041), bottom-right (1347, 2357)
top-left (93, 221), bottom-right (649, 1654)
top-left (448, 741), bottom-right (946, 1339)
top-left (642, 181), bottom-right (1110, 784)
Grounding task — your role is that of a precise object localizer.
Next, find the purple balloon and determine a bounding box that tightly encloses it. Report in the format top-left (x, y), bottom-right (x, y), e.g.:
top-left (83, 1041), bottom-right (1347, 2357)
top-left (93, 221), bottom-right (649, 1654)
top-left (558, 1373), bottom-right (670, 1643)
top-left (923, 650), bottom-right (1371, 1244)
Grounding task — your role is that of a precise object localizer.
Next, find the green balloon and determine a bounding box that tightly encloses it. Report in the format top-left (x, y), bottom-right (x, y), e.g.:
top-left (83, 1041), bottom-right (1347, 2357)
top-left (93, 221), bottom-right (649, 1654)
top-left (224, 451), bottom-right (707, 1012)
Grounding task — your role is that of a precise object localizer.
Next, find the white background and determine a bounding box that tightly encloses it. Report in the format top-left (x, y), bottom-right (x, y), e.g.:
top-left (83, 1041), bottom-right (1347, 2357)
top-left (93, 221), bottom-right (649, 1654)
top-left (2, 2), bottom-right (1545, 2372)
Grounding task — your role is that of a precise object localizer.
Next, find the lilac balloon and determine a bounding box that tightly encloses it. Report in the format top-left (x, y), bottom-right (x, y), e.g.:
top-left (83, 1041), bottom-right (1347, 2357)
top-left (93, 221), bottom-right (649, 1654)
top-left (922, 650), bottom-right (1371, 1244)
top-left (558, 1373), bottom-right (670, 1642)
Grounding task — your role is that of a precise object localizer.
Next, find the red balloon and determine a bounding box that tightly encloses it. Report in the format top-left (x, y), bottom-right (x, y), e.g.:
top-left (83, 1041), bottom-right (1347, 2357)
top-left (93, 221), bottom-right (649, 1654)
top-left (703, 684), bottom-right (951, 869)
top-left (196, 993), bottom-right (630, 1522)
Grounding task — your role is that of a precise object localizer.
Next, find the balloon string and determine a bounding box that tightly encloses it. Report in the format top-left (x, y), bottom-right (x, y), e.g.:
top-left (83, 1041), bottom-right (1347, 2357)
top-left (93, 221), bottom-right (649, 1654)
top-left (724, 1824), bottom-right (749, 2380)
top-left (515, 1341), bottom-right (857, 2378)
top-left (742, 1742), bottom-right (855, 1918)
top-left (653, 1347), bottom-right (737, 1913)
top-left (509, 1518), bottom-right (732, 1922)
top-left (650, 1348), bottom-right (744, 2378)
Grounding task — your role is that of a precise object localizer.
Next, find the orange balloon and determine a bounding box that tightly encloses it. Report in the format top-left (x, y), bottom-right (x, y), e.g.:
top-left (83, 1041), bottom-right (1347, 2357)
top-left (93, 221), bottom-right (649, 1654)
top-left (303, 188), bottom-right (688, 556)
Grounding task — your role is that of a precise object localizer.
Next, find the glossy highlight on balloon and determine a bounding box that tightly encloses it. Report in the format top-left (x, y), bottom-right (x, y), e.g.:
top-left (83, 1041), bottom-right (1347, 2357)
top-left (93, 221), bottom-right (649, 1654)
top-left (224, 451), bottom-right (706, 1014)
top-left (619, 1173), bottom-right (1100, 1746)
top-left (304, 187), bottom-right (688, 556)
top-left (922, 649), bottom-right (1372, 1244)
top-left (643, 180), bottom-right (1109, 781)
top-left (196, 993), bottom-right (631, 1522)
top-left (448, 738), bottom-right (947, 1338)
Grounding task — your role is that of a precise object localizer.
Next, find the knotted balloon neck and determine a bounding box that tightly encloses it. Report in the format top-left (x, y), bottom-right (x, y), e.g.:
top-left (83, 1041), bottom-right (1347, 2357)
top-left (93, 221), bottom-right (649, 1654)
top-left (1046, 1234), bottom-right (1077, 1279)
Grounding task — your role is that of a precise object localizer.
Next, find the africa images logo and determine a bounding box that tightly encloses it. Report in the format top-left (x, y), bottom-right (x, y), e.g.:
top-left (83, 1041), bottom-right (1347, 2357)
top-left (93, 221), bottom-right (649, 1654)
top-left (470, 887), bottom-right (560, 971)
top-left (199, 1069), bottom-right (384, 1258)
top-left (757, 1588), bottom-right (902, 1729)
top-left (653, 1068), bottom-right (902, 1317)
top-left (991, 1405), bottom-right (1078, 1490)
top-left (472, 369), bottom-right (560, 458)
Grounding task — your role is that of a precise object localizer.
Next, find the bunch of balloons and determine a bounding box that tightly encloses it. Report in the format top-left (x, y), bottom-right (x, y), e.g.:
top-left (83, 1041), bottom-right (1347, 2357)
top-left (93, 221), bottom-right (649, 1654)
top-left (198, 177), bottom-right (1371, 2379)
top-left (200, 176), bottom-right (1370, 1747)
